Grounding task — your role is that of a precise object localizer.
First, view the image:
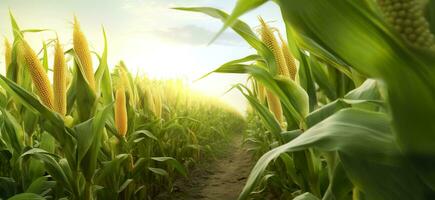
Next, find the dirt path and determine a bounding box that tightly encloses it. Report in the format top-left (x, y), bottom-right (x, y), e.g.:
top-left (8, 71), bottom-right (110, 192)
top-left (158, 135), bottom-right (253, 200)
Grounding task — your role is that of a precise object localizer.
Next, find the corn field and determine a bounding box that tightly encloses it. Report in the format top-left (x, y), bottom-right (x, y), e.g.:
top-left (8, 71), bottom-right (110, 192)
top-left (0, 14), bottom-right (245, 200)
top-left (1, 0), bottom-right (435, 199)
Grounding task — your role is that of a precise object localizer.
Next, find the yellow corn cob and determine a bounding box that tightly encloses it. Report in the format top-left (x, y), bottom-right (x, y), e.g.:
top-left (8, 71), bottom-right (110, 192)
top-left (377, 0), bottom-right (435, 49)
top-left (259, 17), bottom-right (289, 77)
top-left (73, 16), bottom-right (96, 90)
top-left (4, 38), bottom-right (12, 72)
top-left (278, 33), bottom-right (297, 80)
top-left (115, 86), bottom-right (128, 137)
top-left (256, 81), bottom-right (266, 104)
top-left (266, 90), bottom-right (283, 125)
top-left (20, 40), bottom-right (54, 109)
top-left (53, 39), bottom-right (67, 116)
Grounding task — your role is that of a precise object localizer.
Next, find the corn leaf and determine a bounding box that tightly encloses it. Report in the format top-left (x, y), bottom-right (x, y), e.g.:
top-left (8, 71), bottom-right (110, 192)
top-left (76, 103), bottom-right (113, 181)
top-left (151, 157), bottom-right (187, 177)
top-left (20, 148), bottom-right (72, 193)
top-left (7, 193), bottom-right (45, 200)
top-left (239, 108), bottom-right (426, 200)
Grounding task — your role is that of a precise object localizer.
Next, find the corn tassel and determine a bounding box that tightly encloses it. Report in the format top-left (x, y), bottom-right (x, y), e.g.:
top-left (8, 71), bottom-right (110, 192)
top-left (20, 40), bottom-right (54, 109)
top-left (53, 39), bottom-right (67, 116)
top-left (115, 87), bottom-right (128, 137)
top-left (73, 16), bottom-right (96, 90)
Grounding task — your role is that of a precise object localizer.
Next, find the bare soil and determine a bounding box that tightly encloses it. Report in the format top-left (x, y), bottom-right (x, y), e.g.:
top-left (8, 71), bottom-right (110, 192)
top-left (157, 135), bottom-right (253, 200)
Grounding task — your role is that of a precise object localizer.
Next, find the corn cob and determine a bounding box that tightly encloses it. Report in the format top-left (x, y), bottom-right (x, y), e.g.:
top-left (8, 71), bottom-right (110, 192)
top-left (73, 17), bottom-right (96, 90)
top-left (259, 17), bottom-right (290, 77)
top-left (20, 40), bottom-right (54, 109)
top-left (53, 39), bottom-right (67, 116)
top-left (266, 90), bottom-right (283, 125)
top-left (256, 81), bottom-right (266, 104)
top-left (115, 86), bottom-right (128, 137)
top-left (4, 38), bottom-right (11, 72)
top-left (377, 0), bottom-right (435, 48)
top-left (278, 33), bottom-right (297, 80)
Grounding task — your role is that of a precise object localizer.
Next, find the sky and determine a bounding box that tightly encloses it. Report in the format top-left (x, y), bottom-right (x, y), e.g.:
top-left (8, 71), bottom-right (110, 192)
top-left (0, 0), bottom-right (285, 113)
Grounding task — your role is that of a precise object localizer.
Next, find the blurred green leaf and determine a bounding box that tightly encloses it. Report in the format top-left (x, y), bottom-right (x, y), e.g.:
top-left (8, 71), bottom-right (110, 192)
top-left (148, 167), bottom-right (169, 177)
top-left (7, 193), bottom-right (44, 200)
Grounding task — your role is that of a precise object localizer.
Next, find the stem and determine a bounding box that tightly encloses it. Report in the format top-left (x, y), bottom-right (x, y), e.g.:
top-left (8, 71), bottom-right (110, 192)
top-left (72, 171), bottom-right (81, 200)
top-left (353, 187), bottom-right (360, 200)
top-left (84, 181), bottom-right (93, 200)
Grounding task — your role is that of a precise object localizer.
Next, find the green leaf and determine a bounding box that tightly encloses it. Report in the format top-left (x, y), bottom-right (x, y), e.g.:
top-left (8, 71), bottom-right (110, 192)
top-left (309, 57), bottom-right (337, 100)
top-left (148, 167), bottom-right (169, 177)
top-left (25, 176), bottom-right (56, 195)
top-left (0, 177), bottom-right (16, 198)
top-left (39, 132), bottom-right (55, 153)
top-left (151, 157), bottom-right (187, 177)
top-left (298, 51), bottom-right (317, 111)
top-left (210, 0), bottom-right (267, 42)
top-left (117, 179), bottom-right (133, 193)
top-left (274, 75), bottom-right (309, 128)
top-left (0, 108), bottom-right (24, 153)
top-left (130, 130), bottom-right (158, 142)
top-left (20, 148), bottom-right (72, 193)
top-left (293, 192), bottom-right (320, 200)
top-left (95, 27), bottom-right (113, 106)
top-left (76, 103), bottom-right (113, 181)
top-left (95, 154), bottom-right (129, 189)
top-left (7, 193), bottom-right (45, 200)
top-left (239, 108), bottom-right (425, 200)
top-left (322, 160), bottom-right (353, 200)
top-left (198, 54), bottom-right (262, 80)
top-left (9, 11), bottom-right (23, 39)
top-left (72, 53), bottom-right (97, 122)
top-left (42, 42), bottom-right (48, 72)
top-left (344, 79), bottom-right (380, 101)
top-left (21, 29), bottom-right (50, 34)
top-left (306, 79), bottom-right (383, 128)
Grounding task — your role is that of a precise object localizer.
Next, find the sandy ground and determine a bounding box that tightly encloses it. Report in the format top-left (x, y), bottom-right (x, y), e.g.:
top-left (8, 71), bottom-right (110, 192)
top-left (156, 135), bottom-right (253, 200)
